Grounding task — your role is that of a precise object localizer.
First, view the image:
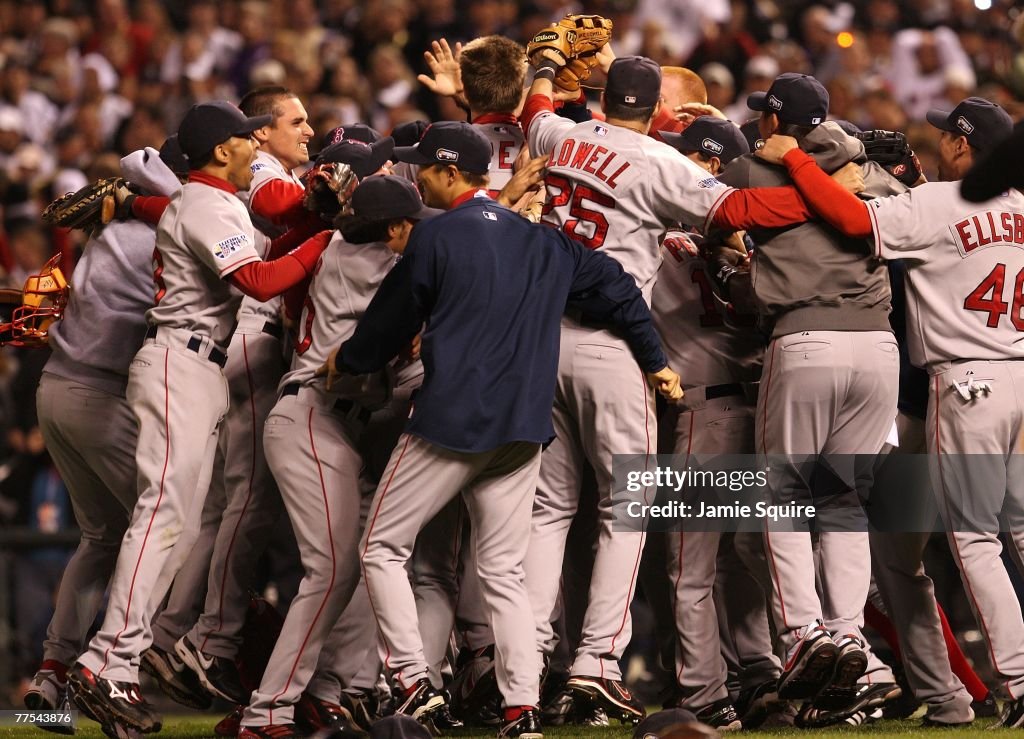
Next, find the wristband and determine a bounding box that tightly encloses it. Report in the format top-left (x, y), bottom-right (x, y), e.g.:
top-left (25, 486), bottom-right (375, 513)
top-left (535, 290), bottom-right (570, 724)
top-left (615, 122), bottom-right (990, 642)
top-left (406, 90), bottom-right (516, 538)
top-left (534, 66), bottom-right (557, 82)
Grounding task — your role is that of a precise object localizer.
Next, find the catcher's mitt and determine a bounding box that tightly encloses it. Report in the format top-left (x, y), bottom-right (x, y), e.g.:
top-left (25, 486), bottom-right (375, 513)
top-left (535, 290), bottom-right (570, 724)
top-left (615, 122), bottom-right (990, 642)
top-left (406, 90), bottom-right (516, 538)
top-left (856, 129), bottom-right (923, 188)
top-left (41, 177), bottom-right (135, 236)
top-left (528, 14), bottom-right (613, 92)
top-left (300, 161), bottom-right (359, 221)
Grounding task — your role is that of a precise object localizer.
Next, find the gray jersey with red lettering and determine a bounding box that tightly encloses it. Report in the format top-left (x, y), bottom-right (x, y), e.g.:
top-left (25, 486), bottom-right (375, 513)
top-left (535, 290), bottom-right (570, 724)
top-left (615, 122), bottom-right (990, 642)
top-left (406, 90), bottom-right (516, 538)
top-left (528, 113), bottom-right (733, 303)
top-left (652, 230), bottom-right (763, 388)
top-left (474, 116), bottom-right (525, 192)
top-left (868, 182), bottom-right (1024, 369)
top-left (280, 233), bottom-right (395, 404)
top-left (147, 182), bottom-right (265, 346)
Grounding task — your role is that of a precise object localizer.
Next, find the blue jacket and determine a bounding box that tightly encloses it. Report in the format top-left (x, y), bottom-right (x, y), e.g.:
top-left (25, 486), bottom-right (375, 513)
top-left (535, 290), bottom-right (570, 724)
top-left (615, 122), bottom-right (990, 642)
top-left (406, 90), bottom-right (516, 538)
top-left (338, 196), bottom-right (667, 453)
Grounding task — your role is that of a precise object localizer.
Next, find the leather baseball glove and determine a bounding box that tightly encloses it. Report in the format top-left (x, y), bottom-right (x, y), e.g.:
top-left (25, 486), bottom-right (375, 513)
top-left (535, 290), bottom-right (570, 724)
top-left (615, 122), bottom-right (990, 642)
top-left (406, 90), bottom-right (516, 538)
top-left (527, 14), bottom-right (613, 93)
top-left (41, 177), bottom-right (136, 237)
top-left (300, 162), bottom-right (358, 221)
top-left (855, 129), bottom-right (923, 188)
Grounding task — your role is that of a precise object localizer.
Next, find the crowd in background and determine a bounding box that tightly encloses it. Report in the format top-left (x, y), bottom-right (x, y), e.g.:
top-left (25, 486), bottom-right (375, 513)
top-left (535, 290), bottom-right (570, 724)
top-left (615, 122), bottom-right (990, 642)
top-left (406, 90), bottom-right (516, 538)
top-left (0, 0), bottom-right (1022, 704)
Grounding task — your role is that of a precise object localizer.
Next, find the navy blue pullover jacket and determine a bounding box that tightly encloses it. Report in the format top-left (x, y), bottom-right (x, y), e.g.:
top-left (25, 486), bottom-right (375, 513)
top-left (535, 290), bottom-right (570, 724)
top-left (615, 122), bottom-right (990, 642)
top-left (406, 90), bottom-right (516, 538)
top-left (337, 196), bottom-right (668, 453)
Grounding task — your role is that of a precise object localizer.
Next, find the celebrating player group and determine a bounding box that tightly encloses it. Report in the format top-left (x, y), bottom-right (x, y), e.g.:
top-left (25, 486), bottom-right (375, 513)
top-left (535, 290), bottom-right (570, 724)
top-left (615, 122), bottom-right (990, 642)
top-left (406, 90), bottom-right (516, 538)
top-left (13, 10), bottom-right (1024, 739)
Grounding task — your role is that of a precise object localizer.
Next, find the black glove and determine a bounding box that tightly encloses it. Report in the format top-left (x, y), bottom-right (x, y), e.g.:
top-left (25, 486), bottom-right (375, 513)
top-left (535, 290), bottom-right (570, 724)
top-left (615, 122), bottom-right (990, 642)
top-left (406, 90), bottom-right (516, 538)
top-left (856, 129), bottom-right (922, 188)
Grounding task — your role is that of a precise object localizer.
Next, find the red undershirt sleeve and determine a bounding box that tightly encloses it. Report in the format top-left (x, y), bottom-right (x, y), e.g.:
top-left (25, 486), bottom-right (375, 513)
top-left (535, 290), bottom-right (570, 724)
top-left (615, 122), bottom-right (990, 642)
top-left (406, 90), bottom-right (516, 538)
top-left (781, 148), bottom-right (872, 237)
top-left (227, 230), bottom-right (331, 302)
top-left (131, 195), bottom-right (169, 224)
top-left (250, 178), bottom-right (307, 226)
top-left (711, 186), bottom-right (813, 230)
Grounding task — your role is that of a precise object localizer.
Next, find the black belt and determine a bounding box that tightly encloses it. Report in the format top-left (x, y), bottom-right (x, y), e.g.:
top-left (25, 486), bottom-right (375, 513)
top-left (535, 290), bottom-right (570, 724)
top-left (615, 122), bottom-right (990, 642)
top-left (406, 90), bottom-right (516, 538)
top-left (145, 326), bottom-right (228, 368)
top-left (282, 382), bottom-right (372, 425)
top-left (261, 321), bottom-right (283, 339)
top-left (704, 382), bottom-right (744, 400)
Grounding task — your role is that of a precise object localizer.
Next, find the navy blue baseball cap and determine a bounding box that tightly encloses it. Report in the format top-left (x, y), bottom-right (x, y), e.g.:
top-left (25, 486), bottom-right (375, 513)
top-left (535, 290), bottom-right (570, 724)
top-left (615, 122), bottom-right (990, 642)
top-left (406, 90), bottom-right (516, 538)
top-left (747, 73), bottom-right (829, 127)
top-left (370, 714), bottom-right (432, 738)
top-left (926, 96), bottom-right (1013, 155)
top-left (662, 117), bottom-right (750, 165)
top-left (393, 121), bottom-right (491, 174)
top-left (316, 137), bottom-right (395, 178)
top-left (321, 123), bottom-right (382, 147)
top-left (351, 175), bottom-right (444, 221)
top-left (633, 708), bottom-right (700, 739)
top-left (177, 101), bottom-right (272, 163)
top-left (605, 56), bottom-right (662, 109)
top-left (962, 119), bottom-right (1024, 202)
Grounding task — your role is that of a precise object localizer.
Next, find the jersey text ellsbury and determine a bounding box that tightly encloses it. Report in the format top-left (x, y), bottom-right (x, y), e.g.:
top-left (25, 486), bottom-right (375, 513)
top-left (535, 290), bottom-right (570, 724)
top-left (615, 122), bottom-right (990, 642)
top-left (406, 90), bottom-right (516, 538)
top-left (953, 210), bottom-right (1024, 254)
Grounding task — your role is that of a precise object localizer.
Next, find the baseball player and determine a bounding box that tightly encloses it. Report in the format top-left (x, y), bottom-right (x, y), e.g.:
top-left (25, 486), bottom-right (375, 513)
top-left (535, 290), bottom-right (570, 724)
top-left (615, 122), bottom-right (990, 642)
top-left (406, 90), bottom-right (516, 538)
top-left (651, 117), bottom-right (765, 729)
top-left (67, 101), bottom-right (334, 734)
top-left (23, 142), bottom-right (186, 734)
top-left (238, 174), bottom-right (436, 738)
top-left (712, 73), bottom-right (907, 708)
top-left (520, 54), bottom-right (825, 722)
top-left (758, 95), bottom-right (1022, 727)
top-left (318, 121), bottom-right (680, 738)
top-left (169, 85), bottom-right (316, 706)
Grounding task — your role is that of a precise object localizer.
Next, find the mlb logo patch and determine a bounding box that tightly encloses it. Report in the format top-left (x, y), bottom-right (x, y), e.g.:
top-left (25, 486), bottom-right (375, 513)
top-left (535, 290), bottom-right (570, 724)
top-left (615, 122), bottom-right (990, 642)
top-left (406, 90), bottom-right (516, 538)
top-left (957, 116), bottom-right (975, 134)
top-left (213, 233), bottom-right (250, 260)
top-left (768, 95), bottom-right (783, 110)
top-left (483, 211), bottom-right (497, 221)
top-left (594, 125), bottom-right (608, 137)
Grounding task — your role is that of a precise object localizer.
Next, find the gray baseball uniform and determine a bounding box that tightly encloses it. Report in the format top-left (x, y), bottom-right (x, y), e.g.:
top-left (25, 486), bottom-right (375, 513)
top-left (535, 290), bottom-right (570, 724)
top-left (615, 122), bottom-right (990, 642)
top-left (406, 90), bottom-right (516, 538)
top-left (36, 148), bottom-right (179, 668)
top-left (651, 229), bottom-right (768, 710)
top-left (474, 114), bottom-right (525, 193)
top-left (77, 173), bottom-right (265, 683)
top-left (867, 181), bottom-right (1024, 698)
top-left (176, 149), bottom-right (295, 662)
top-left (243, 232), bottom-right (395, 727)
top-left (525, 109), bottom-right (732, 681)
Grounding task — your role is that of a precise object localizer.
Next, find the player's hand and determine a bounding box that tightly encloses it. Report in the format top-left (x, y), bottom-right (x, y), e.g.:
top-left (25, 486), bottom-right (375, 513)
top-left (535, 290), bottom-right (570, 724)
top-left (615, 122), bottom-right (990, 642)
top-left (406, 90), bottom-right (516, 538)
top-left (831, 162), bottom-right (865, 194)
top-left (496, 154), bottom-right (548, 210)
top-left (673, 102), bottom-right (727, 127)
top-left (755, 134), bottom-right (799, 164)
top-left (315, 348), bottom-right (342, 391)
top-left (595, 42), bottom-right (616, 74)
top-left (417, 39), bottom-right (464, 99)
top-left (400, 333), bottom-right (422, 362)
top-left (647, 366), bottom-right (684, 402)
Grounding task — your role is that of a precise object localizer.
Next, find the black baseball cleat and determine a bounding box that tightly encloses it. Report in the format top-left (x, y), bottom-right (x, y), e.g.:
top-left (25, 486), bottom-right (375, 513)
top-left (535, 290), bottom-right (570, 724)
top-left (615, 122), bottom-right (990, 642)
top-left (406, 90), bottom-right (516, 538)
top-left (990, 697), bottom-right (1024, 729)
top-left (566, 676), bottom-right (646, 724)
top-left (447, 645), bottom-right (500, 726)
top-left (339, 690), bottom-right (383, 732)
top-left (972, 691), bottom-right (998, 718)
top-left (173, 636), bottom-right (249, 704)
top-left (395, 678), bottom-right (463, 736)
top-left (830, 635), bottom-right (868, 693)
top-left (67, 665), bottom-right (161, 733)
top-left (694, 698), bottom-right (742, 731)
top-left (777, 621), bottom-right (838, 700)
top-left (797, 682), bottom-right (902, 728)
top-left (140, 645), bottom-right (212, 710)
top-left (735, 679), bottom-right (781, 729)
top-left (294, 692), bottom-right (362, 734)
top-left (497, 707), bottom-right (543, 738)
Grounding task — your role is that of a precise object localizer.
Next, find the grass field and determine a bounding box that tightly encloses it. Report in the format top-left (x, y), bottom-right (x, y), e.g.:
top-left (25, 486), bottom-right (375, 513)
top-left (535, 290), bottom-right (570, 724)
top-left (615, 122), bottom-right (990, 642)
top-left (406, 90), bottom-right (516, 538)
top-left (0, 713), bottom-right (1009, 738)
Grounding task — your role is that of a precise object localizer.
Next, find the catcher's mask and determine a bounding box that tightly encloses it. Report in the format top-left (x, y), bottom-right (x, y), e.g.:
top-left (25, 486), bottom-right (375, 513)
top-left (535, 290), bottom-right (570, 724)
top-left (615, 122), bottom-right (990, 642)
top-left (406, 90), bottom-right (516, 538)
top-left (0, 254), bottom-right (69, 347)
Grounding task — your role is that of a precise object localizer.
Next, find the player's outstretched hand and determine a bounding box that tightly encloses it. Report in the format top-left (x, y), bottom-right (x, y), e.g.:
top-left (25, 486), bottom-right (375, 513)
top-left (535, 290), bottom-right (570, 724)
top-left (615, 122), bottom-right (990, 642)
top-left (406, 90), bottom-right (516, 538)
top-left (648, 367), bottom-right (684, 402)
top-left (755, 134), bottom-right (799, 164)
top-left (673, 103), bottom-right (728, 126)
top-left (417, 38), bottom-right (464, 99)
top-left (496, 154), bottom-right (548, 211)
top-left (315, 348), bottom-right (341, 391)
top-left (830, 162), bottom-right (865, 195)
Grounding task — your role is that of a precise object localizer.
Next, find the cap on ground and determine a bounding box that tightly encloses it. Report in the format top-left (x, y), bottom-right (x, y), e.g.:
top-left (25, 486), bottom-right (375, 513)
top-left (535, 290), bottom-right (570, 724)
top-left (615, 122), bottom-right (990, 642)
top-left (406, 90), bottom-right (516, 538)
top-left (633, 708), bottom-right (701, 739)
